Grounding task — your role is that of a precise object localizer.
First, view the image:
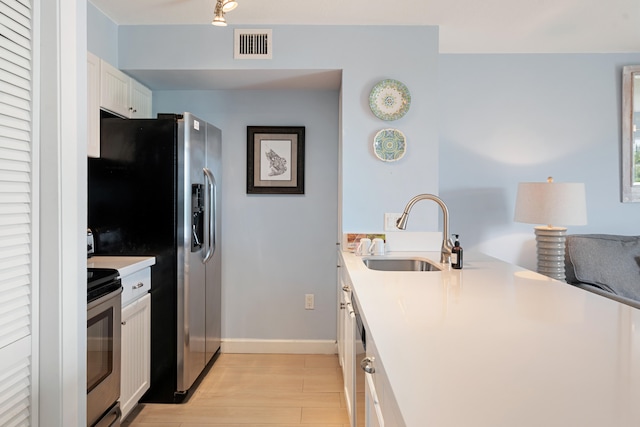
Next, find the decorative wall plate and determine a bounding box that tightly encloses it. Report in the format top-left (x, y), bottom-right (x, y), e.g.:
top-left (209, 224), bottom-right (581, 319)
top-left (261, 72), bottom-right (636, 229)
top-left (369, 79), bottom-right (411, 121)
top-left (373, 128), bottom-right (406, 162)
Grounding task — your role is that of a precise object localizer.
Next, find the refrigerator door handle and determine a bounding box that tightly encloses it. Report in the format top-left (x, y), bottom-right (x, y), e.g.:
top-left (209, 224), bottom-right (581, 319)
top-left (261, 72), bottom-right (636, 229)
top-left (203, 167), bottom-right (216, 263)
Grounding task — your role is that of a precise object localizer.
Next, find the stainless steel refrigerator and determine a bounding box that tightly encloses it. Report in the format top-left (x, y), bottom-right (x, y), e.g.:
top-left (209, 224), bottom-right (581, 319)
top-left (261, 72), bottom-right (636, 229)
top-left (88, 112), bottom-right (222, 402)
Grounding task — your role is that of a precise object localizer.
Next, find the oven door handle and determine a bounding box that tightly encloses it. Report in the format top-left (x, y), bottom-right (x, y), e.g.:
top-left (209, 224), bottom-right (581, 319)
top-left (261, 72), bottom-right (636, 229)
top-left (203, 167), bottom-right (216, 263)
top-left (93, 404), bottom-right (121, 427)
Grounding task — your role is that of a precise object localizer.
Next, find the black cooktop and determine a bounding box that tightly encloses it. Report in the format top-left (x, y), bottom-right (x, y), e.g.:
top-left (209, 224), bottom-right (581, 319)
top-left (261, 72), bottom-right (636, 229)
top-left (87, 268), bottom-right (121, 302)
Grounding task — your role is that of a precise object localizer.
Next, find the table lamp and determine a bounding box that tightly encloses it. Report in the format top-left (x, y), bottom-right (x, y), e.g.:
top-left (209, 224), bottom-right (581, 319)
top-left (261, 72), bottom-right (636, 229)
top-left (514, 177), bottom-right (587, 281)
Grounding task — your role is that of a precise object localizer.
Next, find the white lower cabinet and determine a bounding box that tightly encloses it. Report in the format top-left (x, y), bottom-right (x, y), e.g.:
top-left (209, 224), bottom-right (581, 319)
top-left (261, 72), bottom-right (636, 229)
top-left (337, 260), bottom-right (345, 368)
top-left (120, 292), bottom-right (151, 419)
top-left (339, 252), bottom-right (404, 427)
top-left (345, 297), bottom-right (356, 425)
top-left (365, 372), bottom-right (383, 427)
top-left (338, 256), bottom-right (357, 426)
top-left (363, 334), bottom-right (404, 427)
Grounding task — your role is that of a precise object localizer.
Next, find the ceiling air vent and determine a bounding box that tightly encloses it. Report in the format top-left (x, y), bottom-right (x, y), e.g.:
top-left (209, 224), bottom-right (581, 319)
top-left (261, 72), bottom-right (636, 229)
top-left (234, 29), bottom-right (272, 59)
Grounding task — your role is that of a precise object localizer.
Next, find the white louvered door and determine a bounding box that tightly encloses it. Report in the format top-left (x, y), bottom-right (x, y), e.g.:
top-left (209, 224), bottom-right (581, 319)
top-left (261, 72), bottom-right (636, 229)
top-left (0, 0), bottom-right (35, 426)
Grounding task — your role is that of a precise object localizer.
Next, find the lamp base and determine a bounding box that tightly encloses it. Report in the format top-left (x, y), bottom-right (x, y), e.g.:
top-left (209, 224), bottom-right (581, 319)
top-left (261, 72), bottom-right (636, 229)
top-left (534, 226), bottom-right (567, 282)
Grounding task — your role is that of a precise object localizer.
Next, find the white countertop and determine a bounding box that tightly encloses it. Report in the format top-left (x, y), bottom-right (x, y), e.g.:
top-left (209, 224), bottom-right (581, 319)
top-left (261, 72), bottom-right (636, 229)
top-left (88, 255), bottom-right (156, 277)
top-left (342, 250), bottom-right (640, 426)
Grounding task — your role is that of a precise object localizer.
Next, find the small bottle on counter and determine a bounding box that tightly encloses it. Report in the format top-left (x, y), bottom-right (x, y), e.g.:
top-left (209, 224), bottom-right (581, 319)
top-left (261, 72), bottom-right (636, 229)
top-left (451, 234), bottom-right (463, 270)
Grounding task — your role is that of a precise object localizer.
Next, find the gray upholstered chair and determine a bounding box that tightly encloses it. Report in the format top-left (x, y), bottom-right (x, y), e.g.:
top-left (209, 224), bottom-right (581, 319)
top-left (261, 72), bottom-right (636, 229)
top-left (565, 234), bottom-right (640, 309)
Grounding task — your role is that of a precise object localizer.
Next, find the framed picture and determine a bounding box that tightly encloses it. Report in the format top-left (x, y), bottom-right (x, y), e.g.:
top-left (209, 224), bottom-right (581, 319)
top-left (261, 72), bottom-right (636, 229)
top-left (247, 126), bottom-right (305, 194)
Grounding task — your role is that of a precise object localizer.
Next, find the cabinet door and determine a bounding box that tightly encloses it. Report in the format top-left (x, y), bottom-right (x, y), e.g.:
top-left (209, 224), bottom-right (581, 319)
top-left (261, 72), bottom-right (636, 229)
top-left (337, 255), bottom-right (351, 369)
top-left (364, 337), bottom-right (403, 427)
top-left (87, 52), bottom-right (100, 157)
top-left (120, 293), bottom-right (151, 420)
top-left (100, 59), bottom-right (130, 117)
top-left (337, 262), bottom-right (342, 366)
top-left (129, 79), bottom-right (152, 118)
top-left (337, 272), bottom-right (346, 368)
top-left (365, 371), bottom-right (384, 427)
top-left (344, 297), bottom-right (357, 427)
top-left (362, 340), bottom-right (385, 427)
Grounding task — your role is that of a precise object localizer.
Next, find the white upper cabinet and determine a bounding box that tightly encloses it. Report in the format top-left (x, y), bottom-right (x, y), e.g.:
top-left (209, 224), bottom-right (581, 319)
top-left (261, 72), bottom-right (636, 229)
top-left (87, 52), bottom-right (101, 157)
top-left (100, 59), bottom-right (131, 118)
top-left (88, 55), bottom-right (153, 157)
top-left (99, 58), bottom-right (152, 119)
top-left (129, 79), bottom-right (153, 119)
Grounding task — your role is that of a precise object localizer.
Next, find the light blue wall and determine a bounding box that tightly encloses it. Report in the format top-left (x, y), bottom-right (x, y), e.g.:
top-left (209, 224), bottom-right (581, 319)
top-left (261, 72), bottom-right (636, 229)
top-left (117, 25), bottom-right (441, 232)
top-left (87, 12), bottom-right (640, 341)
top-left (439, 54), bottom-right (640, 269)
top-left (153, 90), bottom-right (340, 339)
top-left (114, 24), bottom-right (440, 342)
top-left (87, 2), bottom-right (118, 65)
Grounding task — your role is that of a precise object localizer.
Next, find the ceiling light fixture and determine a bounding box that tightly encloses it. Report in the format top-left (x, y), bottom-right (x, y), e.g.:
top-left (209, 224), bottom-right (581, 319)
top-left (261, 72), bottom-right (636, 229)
top-left (212, 0), bottom-right (226, 26)
top-left (222, 0), bottom-right (238, 12)
top-left (211, 0), bottom-right (238, 26)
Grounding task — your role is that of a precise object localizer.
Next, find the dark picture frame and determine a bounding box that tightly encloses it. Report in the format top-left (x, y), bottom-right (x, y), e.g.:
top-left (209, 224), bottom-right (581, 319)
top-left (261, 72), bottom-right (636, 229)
top-left (247, 126), bottom-right (305, 194)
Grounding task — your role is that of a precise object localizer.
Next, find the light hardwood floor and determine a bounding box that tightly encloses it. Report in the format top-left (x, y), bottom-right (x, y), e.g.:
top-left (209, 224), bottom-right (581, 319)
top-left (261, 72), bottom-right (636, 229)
top-left (122, 353), bottom-right (350, 426)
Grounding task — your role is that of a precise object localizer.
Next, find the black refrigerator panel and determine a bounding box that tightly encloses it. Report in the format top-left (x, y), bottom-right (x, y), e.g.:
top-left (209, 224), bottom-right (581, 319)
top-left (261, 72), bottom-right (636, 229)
top-left (89, 115), bottom-right (181, 402)
top-left (89, 117), bottom-right (178, 255)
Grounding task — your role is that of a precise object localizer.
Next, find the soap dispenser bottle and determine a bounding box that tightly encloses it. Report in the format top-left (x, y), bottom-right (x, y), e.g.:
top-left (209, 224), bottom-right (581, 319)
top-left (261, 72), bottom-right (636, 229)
top-left (451, 234), bottom-right (463, 269)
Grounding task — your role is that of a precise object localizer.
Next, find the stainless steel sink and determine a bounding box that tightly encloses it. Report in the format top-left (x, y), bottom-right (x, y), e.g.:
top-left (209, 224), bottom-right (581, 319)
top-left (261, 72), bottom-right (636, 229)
top-left (362, 257), bottom-right (441, 272)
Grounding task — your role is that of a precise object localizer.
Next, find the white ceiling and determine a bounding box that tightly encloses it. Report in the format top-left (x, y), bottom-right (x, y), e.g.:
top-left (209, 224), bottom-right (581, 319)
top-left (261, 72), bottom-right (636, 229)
top-left (88, 0), bottom-right (640, 90)
top-left (90, 0), bottom-right (640, 53)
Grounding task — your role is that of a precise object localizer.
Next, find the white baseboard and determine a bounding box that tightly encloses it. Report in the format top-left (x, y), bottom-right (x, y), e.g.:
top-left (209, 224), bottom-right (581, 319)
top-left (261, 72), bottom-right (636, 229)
top-left (221, 339), bottom-right (337, 354)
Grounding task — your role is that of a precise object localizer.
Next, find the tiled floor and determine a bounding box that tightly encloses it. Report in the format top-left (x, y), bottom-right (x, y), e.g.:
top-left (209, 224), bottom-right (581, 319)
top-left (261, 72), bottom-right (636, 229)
top-left (122, 353), bottom-right (350, 426)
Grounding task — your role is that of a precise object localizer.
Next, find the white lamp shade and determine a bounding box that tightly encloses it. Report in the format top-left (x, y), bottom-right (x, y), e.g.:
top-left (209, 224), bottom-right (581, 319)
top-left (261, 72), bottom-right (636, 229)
top-left (514, 182), bottom-right (587, 226)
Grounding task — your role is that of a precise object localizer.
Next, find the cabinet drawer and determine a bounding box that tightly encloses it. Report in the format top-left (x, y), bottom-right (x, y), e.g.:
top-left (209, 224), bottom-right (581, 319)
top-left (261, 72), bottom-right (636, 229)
top-left (121, 268), bottom-right (151, 306)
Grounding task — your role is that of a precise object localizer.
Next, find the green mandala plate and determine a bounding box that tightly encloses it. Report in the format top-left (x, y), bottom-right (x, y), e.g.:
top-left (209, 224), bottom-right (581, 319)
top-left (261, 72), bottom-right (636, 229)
top-left (369, 79), bottom-right (411, 121)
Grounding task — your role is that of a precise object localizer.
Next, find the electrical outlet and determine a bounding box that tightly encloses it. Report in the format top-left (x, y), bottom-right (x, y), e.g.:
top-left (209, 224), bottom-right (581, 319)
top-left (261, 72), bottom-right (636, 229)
top-left (305, 294), bottom-right (314, 310)
top-left (384, 213), bottom-right (403, 231)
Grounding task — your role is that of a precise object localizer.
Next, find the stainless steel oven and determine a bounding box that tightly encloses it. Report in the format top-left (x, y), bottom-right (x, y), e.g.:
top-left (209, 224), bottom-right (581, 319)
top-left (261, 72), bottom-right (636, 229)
top-left (87, 268), bottom-right (122, 427)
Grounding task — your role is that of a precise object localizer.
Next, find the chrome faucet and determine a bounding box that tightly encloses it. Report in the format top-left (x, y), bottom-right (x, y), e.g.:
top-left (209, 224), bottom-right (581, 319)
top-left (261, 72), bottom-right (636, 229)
top-left (396, 194), bottom-right (454, 264)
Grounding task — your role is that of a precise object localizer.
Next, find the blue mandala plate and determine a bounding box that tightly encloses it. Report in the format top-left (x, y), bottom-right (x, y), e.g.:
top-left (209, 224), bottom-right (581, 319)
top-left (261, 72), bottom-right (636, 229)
top-left (373, 128), bottom-right (406, 162)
